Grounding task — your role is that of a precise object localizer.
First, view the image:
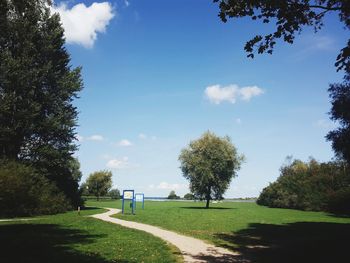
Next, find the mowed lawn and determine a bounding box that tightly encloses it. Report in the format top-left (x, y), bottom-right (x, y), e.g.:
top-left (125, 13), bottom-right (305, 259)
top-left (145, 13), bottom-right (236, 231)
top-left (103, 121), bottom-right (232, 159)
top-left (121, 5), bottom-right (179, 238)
top-left (0, 207), bottom-right (181, 263)
top-left (88, 200), bottom-right (350, 263)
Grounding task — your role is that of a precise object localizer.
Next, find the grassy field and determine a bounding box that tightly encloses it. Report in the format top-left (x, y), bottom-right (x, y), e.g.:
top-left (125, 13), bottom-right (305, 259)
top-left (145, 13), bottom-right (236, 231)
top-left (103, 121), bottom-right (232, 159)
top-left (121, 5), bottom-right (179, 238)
top-left (0, 206), bottom-right (181, 263)
top-left (88, 200), bottom-right (350, 263)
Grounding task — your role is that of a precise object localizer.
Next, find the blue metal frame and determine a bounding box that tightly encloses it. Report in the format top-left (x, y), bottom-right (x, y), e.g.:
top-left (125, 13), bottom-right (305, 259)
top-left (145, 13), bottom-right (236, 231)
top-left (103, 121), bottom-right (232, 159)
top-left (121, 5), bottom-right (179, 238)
top-left (135, 193), bottom-right (145, 210)
top-left (122, 189), bottom-right (135, 214)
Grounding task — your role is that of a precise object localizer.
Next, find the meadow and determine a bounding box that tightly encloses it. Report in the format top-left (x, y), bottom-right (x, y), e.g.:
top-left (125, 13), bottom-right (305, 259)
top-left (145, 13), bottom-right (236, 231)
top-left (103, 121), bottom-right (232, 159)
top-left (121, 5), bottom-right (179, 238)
top-left (0, 206), bottom-right (181, 263)
top-left (88, 200), bottom-right (350, 263)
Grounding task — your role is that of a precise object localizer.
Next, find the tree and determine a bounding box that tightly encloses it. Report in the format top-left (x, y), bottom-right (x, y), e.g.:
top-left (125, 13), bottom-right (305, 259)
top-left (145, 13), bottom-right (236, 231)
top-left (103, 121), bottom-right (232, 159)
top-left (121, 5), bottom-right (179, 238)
top-left (184, 193), bottom-right (195, 200)
top-left (257, 157), bottom-right (350, 212)
top-left (108, 188), bottom-right (121, 199)
top-left (179, 131), bottom-right (244, 208)
top-left (0, 0), bottom-right (83, 205)
top-left (214, 0), bottom-right (350, 165)
top-left (168, 190), bottom-right (180, 199)
top-left (214, 1), bottom-right (349, 66)
top-left (327, 81), bottom-right (350, 164)
top-left (86, 170), bottom-right (113, 200)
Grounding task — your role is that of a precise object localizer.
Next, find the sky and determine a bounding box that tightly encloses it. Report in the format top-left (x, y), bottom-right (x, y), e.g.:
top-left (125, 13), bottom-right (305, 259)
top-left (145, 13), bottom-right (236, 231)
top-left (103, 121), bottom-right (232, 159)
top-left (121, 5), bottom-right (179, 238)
top-left (52, 0), bottom-right (349, 197)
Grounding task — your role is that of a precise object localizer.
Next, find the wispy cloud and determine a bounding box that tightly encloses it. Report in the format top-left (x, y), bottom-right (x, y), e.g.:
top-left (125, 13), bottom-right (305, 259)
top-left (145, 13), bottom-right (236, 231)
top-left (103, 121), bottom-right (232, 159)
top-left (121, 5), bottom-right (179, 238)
top-left (118, 139), bottom-right (133, 146)
top-left (313, 119), bottom-right (336, 129)
top-left (87, 134), bottom-right (104, 141)
top-left (138, 133), bottom-right (147, 139)
top-left (138, 133), bottom-right (157, 141)
top-left (106, 157), bottom-right (129, 169)
top-left (205, 84), bottom-right (264, 104)
top-left (236, 118), bottom-right (242, 125)
top-left (148, 182), bottom-right (188, 190)
top-left (51, 2), bottom-right (115, 48)
top-left (292, 35), bottom-right (336, 61)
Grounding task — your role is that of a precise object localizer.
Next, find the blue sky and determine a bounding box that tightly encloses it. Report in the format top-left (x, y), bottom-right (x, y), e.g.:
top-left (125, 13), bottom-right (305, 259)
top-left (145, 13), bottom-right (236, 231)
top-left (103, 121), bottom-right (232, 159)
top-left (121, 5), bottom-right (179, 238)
top-left (53, 0), bottom-right (349, 197)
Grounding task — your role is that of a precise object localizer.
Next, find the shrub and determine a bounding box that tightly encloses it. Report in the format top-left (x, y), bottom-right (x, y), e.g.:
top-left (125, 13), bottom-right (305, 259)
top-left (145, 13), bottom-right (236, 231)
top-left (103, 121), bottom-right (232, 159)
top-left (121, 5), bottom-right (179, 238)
top-left (168, 190), bottom-right (180, 199)
top-left (108, 188), bottom-right (121, 199)
top-left (184, 193), bottom-right (195, 200)
top-left (0, 160), bottom-right (71, 217)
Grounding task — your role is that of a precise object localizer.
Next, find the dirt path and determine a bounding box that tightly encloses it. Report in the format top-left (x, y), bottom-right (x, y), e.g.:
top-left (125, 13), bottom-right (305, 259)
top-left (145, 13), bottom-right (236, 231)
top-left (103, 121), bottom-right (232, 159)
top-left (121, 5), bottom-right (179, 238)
top-left (91, 208), bottom-right (239, 263)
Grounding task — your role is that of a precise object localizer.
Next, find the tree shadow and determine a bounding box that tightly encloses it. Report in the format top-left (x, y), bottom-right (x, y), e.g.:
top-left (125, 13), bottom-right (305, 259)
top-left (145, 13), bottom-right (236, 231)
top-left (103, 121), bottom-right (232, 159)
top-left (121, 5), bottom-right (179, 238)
top-left (81, 206), bottom-right (100, 211)
top-left (180, 207), bottom-right (235, 210)
top-left (214, 222), bottom-right (350, 263)
top-left (0, 223), bottom-right (130, 263)
top-left (327, 212), bottom-right (350, 218)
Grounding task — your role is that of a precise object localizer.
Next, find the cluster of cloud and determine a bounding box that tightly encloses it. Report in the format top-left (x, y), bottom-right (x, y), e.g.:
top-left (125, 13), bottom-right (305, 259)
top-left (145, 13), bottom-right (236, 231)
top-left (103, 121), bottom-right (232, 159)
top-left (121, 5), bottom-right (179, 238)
top-left (148, 182), bottom-right (188, 190)
top-left (51, 1), bottom-right (115, 48)
top-left (205, 84), bottom-right (264, 104)
top-left (106, 157), bottom-right (129, 169)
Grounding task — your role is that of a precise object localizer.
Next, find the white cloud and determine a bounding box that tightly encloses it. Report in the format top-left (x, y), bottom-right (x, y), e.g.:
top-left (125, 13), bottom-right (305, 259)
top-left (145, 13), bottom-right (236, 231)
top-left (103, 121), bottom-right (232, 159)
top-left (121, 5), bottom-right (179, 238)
top-left (118, 139), bottom-right (133, 146)
top-left (138, 133), bottom-right (147, 139)
top-left (124, 0), bottom-right (130, 7)
top-left (236, 118), bottom-right (241, 124)
top-left (52, 2), bottom-right (115, 48)
top-left (106, 157), bottom-right (129, 169)
top-left (239, 86), bottom-right (264, 101)
top-left (87, 134), bottom-right (104, 141)
top-left (205, 84), bottom-right (264, 104)
top-left (151, 136), bottom-right (157, 141)
top-left (149, 182), bottom-right (188, 190)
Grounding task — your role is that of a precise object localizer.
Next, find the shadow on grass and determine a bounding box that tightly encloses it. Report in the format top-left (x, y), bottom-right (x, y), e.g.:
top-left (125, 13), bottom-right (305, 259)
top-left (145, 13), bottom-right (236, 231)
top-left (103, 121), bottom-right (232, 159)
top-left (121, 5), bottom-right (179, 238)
top-left (0, 224), bottom-right (130, 263)
top-left (213, 222), bottom-right (350, 263)
top-left (180, 207), bottom-right (235, 210)
top-left (327, 212), bottom-right (350, 218)
top-left (81, 206), bottom-right (100, 211)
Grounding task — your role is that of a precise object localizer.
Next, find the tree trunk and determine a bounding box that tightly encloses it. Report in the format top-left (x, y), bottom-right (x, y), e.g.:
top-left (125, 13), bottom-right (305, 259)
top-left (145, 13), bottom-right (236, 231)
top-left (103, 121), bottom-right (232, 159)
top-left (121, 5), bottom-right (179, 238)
top-left (206, 198), bottom-right (210, 208)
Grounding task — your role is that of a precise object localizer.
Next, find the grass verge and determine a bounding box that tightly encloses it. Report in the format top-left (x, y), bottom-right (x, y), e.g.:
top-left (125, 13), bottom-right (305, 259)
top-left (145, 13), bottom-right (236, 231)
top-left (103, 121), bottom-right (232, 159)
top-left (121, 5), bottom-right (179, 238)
top-left (0, 206), bottom-right (182, 263)
top-left (88, 200), bottom-right (350, 263)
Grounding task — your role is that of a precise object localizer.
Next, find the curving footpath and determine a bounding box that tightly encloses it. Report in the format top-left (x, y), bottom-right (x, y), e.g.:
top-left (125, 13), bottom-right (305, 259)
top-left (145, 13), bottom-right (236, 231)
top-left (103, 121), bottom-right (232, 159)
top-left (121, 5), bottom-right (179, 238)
top-left (91, 208), bottom-right (239, 263)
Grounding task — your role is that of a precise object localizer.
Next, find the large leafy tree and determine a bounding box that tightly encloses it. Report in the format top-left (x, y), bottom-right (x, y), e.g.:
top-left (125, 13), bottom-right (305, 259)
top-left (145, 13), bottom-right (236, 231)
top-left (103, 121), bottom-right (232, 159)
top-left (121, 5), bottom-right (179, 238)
top-left (0, 0), bottom-right (83, 204)
top-left (86, 170), bottom-right (113, 201)
top-left (179, 132), bottom-right (244, 208)
top-left (214, 0), bottom-right (350, 164)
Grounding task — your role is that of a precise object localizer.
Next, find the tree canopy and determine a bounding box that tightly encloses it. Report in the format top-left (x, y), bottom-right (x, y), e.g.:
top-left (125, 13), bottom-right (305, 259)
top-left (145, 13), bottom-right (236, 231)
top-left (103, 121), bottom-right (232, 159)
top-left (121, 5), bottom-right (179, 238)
top-left (214, 0), bottom-right (349, 70)
top-left (0, 0), bottom-right (83, 206)
top-left (86, 170), bottom-right (113, 201)
top-left (179, 131), bottom-right (244, 208)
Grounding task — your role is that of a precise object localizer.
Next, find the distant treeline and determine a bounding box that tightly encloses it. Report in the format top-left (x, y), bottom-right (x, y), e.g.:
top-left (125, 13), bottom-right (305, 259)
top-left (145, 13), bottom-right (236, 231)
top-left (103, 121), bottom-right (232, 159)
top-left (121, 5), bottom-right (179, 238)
top-left (257, 158), bottom-right (350, 213)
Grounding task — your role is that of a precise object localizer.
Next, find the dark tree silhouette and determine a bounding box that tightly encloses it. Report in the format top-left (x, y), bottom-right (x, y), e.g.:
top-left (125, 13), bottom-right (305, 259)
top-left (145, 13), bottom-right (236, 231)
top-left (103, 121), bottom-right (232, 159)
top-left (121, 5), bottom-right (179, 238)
top-left (0, 0), bottom-right (83, 205)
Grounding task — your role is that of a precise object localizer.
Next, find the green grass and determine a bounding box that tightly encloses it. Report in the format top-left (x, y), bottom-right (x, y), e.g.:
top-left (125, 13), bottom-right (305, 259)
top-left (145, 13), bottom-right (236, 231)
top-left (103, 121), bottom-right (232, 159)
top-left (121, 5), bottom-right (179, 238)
top-left (0, 206), bottom-right (181, 263)
top-left (88, 200), bottom-right (350, 263)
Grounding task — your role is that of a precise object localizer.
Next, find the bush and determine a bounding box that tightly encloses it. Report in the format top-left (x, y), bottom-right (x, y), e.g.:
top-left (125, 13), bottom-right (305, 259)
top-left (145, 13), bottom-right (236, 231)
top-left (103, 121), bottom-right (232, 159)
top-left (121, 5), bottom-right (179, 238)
top-left (257, 158), bottom-right (350, 213)
top-left (184, 193), bottom-right (195, 200)
top-left (168, 190), bottom-right (180, 199)
top-left (108, 189), bottom-right (121, 199)
top-left (0, 160), bottom-right (71, 217)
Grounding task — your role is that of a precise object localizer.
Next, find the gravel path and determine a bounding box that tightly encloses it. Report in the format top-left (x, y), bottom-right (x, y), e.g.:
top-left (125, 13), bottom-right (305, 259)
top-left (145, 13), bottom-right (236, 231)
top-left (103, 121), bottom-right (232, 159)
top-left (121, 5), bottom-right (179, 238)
top-left (91, 208), bottom-right (239, 262)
